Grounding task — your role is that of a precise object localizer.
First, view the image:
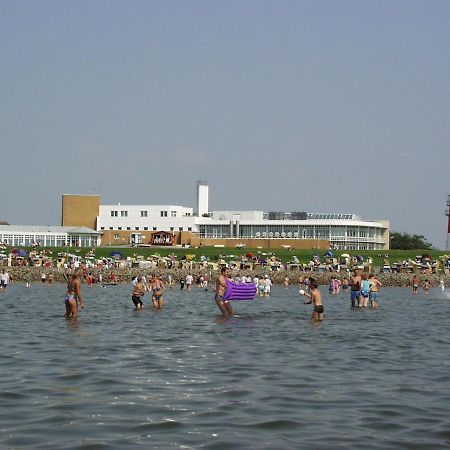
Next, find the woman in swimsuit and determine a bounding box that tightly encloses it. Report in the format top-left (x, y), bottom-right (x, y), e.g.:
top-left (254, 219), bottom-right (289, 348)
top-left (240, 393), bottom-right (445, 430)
top-left (65, 272), bottom-right (84, 319)
top-left (150, 275), bottom-right (166, 309)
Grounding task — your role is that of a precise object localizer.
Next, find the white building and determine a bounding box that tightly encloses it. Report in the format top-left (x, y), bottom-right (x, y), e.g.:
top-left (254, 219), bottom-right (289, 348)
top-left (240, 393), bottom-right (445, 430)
top-left (0, 225), bottom-right (101, 248)
top-left (94, 183), bottom-right (390, 250)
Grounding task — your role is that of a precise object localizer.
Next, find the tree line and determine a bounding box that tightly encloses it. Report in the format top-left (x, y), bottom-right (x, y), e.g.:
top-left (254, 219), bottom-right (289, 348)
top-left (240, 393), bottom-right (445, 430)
top-left (390, 232), bottom-right (433, 250)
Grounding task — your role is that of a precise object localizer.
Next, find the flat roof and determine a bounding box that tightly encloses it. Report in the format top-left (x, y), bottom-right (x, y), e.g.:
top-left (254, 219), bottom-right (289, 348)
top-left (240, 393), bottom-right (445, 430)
top-left (0, 225), bottom-right (101, 234)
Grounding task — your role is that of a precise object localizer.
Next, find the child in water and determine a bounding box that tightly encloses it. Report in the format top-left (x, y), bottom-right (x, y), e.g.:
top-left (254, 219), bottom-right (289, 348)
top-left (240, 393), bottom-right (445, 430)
top-left (368, 273), bottom-right (382, 309)
top-left (423, 279), bottom-right (430, 295)
top-left (131, 277), bottom-right (145, 309)
top-left (360, 273), bottom-right (371, 308)
top-left (300, 280), bottom-right (324, 322)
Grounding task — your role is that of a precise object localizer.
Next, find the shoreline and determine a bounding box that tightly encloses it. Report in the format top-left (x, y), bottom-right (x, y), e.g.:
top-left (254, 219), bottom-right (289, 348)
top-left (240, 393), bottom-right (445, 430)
top-left (3, 267), bottom-right (448, 288)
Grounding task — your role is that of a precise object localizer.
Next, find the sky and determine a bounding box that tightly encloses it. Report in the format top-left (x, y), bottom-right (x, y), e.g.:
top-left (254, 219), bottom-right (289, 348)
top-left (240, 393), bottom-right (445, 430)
top-left (1, 0), bottom-right (449, 248)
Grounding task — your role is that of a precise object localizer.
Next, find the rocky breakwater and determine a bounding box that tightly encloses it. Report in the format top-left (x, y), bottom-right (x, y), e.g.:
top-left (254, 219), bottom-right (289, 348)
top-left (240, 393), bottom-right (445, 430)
top-left (4, 266), bottom-right (449, 288)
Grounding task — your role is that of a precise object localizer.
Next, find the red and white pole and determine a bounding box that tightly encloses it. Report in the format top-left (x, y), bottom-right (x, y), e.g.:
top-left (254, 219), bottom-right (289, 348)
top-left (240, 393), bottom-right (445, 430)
top-left (446, 195), bottom-right (450, 251)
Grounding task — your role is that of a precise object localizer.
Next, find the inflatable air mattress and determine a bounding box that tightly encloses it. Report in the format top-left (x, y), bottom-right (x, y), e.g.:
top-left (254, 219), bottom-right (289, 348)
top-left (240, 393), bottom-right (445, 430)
top-left (223, 279), bottom-right (257, 301)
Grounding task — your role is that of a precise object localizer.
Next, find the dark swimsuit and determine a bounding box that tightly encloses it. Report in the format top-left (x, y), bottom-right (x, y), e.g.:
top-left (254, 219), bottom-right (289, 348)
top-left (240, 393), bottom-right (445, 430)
top-left (314, 305), bottom-right (324, 314)
top-left (132, 295), bottom-right (143, 307)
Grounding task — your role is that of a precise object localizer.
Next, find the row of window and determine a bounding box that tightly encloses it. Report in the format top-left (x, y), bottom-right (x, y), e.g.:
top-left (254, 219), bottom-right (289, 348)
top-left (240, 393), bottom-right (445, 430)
top-left (101, 227), bottom-right (192, 232)
top-left (110, 211), bottom-right (128, 217)
top-left (109, 210), bottom-right (193, 218)
top-left (200, 232), bottom-right (382, 240)
top-left (0, 234), bottom-right (98, 247)
top-left (307, 214), bottom-right (354, 220)
top-left (199, 225), bottom-right (383, 239)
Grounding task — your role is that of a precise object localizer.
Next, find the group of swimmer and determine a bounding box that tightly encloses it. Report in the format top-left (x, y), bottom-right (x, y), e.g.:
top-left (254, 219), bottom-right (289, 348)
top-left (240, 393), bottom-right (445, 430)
top-left (411, 274), bottom-right (436, 295)
top-left (215, 267), bottom-right (324, 321)
top-left (131, 275), bottom-right (166, 310)
top-left (61, 266), bottom-right (446, 322)
top-left (348, 269), bottom-right (382, 309)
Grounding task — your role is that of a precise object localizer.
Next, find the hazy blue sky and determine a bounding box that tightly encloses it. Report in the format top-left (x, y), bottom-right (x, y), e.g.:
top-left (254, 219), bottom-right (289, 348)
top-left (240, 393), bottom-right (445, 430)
top-left (1, 1), bottom-right (449, 248)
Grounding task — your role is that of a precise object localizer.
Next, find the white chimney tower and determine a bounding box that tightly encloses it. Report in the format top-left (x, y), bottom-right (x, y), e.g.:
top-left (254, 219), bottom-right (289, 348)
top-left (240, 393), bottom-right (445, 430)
top-left (196, 181), bottom-right (209, 217)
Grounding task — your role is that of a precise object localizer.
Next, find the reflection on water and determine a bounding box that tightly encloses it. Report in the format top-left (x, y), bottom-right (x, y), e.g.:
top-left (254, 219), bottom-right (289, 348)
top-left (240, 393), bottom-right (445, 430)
top-left (0, 283), bottom-right (450, 449)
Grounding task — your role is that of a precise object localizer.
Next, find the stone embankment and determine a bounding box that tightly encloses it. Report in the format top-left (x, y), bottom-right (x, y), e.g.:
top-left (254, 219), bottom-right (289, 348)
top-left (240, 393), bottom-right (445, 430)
top-left (3, 267), bottom-right (449, 288)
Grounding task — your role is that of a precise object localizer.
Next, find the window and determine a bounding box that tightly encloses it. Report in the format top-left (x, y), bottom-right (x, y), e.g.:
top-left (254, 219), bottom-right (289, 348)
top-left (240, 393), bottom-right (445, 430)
top-left (135, 227), bottom-right (139, 230)
top-left (153, 227), bottom-right (157, 231)
top-left (114, 234), bottom-right (119, 239)
top-left (140, 211), bottom-right (148, 217)
top-left (171, 211), bottom-right (177, 217)
top-left (188, 227), bottom-right (192, 231)
top-left (144, 227), bottom-right (148, 231)
top-left (109, 227), bottom-right (113, 230)
top-left (170, 227), bottom-right (174, 231)
top-left (100, 227), bottom-right (105, 230)
top-left (127, 227), bottom-right (131, 230)
top-left (111, 211), bottom-right (118, 217)
top-left (179, 227), bottom-right (183, 231)
top-left (118, 227), bottom-right (122, 230)
top-left (160, 211), bottom-right (168, 217)
top-left (121, 211), bottom-right (128, 217)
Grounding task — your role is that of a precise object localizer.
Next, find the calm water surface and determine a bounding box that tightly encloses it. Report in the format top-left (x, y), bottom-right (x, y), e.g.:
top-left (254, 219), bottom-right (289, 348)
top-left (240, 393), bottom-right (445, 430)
top-left (1, 283), bottom-right (450, 449)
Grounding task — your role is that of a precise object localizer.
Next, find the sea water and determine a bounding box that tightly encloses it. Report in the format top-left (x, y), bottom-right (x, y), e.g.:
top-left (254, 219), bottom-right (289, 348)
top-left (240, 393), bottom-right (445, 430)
top-left (0, 284), bottom-right (449, 449)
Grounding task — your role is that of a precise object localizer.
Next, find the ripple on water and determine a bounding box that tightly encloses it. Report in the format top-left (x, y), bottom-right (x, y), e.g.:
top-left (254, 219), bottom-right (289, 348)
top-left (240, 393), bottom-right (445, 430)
top-left (1, 286), bottom-right (450, 448)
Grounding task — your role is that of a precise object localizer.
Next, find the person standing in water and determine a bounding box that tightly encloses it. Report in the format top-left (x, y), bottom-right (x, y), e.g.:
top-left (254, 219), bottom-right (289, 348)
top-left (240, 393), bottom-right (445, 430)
top-left (264, 275), bottom-right (272, 297)
top-left (185, 273), bottom-right (193, 291)
top-left (215, 266), bottom-right (233, 316)
top-left (412, 275), bottom-right (420, 295)
top-left (350, 269), bottom-right (362, 307)
top-left (360, 273), bottom-right (371, 308)
top-left (0, 269), bottom-right (10, 291)
top-left (368, 273), bottom-right (382, 308)
top-left (300, 280), bottom-right (324, 321)
top-left (341, 277), bottom-right (349, 292)
top-left (65, 271), bottom-right (84, 319)
top-left (423, 279), bottom-right (430, 295)
top-left (150, 275), bottom-right (166, 309)
top-left (131, 277), bottom-right (145, 310)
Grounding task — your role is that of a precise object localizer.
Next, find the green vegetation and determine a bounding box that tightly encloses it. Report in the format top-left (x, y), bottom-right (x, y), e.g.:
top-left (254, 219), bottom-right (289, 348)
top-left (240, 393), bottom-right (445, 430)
top-left (390, 232), bottom-right (433, 250)
top-left (3, 245), bottom-right (449, 267)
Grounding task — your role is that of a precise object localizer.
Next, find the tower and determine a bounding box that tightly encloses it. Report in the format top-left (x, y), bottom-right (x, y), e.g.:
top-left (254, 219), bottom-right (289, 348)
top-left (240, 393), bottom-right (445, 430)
top-left (196, 181), bottom-right (209, 217)
top-left (62, 194), bottom-right (100, 229)
top-left (446, 194), bottom-right (450, 251)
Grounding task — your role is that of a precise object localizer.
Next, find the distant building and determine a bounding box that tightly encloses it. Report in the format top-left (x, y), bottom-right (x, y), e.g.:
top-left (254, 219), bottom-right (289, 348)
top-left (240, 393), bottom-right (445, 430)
top-left (0, 225), bottom-right (101, 248)
top-left (61, 182), bottom-right (390, 250)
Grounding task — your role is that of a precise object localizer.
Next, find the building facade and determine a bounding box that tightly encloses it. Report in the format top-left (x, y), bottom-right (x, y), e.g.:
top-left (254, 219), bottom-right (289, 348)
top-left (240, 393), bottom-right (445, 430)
top-left (61, 183), bottom-right (390, 250)
top-left (0, 225), bottom-right (101, 248)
